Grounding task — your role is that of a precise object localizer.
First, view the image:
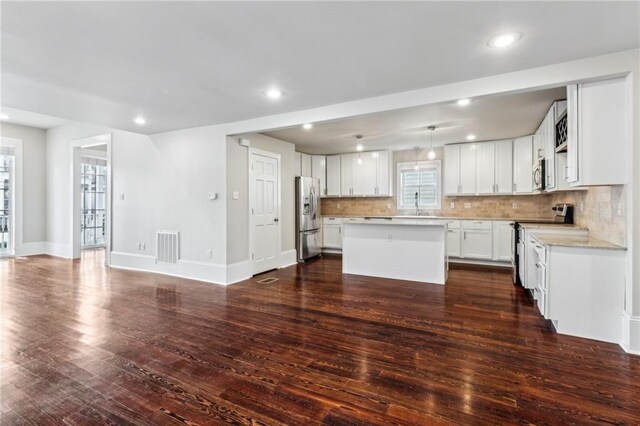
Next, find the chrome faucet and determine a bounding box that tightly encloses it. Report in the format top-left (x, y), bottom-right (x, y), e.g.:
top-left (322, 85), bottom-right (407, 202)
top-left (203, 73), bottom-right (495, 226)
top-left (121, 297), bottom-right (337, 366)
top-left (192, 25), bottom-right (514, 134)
top-left (415, 192), bottom-right (420, 216)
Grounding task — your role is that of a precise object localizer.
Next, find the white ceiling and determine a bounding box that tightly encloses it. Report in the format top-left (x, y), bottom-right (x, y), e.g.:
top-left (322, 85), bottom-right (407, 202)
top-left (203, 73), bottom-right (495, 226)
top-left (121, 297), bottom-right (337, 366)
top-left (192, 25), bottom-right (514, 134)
top-left (262, 87), bottom-right (567, 154)
top-left (1, 107), bottom-right (71, 130)
top-left (2, 2), bottom-right (638, 135)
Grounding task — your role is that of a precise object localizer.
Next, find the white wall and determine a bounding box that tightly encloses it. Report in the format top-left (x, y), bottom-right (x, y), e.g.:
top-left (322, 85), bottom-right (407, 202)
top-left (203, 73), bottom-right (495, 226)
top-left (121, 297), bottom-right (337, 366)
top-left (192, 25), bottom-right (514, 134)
top-left (226, 133), bottom-right (296, 267)
top-left (46, 122), bottom-right (229, 282)
top-left (1, 123), bottom-right (47, 251)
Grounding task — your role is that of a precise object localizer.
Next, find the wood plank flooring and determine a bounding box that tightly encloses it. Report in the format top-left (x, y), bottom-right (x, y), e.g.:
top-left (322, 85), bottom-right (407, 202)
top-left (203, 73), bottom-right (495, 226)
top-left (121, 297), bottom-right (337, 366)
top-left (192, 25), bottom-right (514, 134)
top-left (1, 251), bottom-right (639, 425)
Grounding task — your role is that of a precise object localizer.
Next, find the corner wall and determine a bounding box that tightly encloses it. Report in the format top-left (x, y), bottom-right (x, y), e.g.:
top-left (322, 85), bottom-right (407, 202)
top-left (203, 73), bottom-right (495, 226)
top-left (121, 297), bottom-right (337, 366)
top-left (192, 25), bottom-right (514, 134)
top-left (1, 123), bottom-right (47, 254)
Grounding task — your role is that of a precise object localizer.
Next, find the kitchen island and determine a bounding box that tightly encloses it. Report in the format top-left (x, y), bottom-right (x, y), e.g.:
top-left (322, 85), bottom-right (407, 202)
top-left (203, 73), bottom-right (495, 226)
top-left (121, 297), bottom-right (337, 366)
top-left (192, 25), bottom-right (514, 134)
top-left (342, 218), bottom-right (447, 284)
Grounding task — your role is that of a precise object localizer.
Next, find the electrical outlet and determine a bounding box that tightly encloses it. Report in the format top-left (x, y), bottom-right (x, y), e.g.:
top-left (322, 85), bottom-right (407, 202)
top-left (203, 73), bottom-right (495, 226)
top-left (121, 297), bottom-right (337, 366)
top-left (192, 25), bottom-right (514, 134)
top-left (617, 202), bottom-right (622, 216)
top-left (141, 243), bottom-right (145, 251)
top-left (137, 242), bottom-right (141, 250)
top-left (464, 202), bottom-right (471, 209)
top-left (512, 202), bottom-right (518, 209)
top-left (579, 202), bottom-right (584, 212)
top-left (119, 194), bottom-right (125, 200)
top-left (206, 249), bottom-right (213, 258)
top-left (337, 203), bottom-right (341, 209)
top-left (387, 203), bottom-right (392, 209)
top-left (450, 202), bottom-right (455, 209)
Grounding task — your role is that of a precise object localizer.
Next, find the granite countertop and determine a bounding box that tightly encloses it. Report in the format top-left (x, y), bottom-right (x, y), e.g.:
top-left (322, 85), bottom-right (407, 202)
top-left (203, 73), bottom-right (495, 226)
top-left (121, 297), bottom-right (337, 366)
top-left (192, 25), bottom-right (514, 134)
top-left (533, 234), bottom-right (626, 251)
top-left (519, 223), bottom-right (587, 230)
top-left (341, 217), bottom-right (447, 227)
top-left (322, 214), bottom-right (549, 222)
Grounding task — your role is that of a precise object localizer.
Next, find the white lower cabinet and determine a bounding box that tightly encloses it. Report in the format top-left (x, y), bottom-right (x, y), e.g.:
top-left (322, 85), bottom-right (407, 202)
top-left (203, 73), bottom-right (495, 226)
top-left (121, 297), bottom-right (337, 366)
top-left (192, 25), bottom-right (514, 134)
top-left (443, 220), bottom-right (461, 257)
top-left (492, 221), bottom-right (514, 262)
top-left (322, 218), bottom-right (343, 249)
top-left (460, 221), bottom-right (492, 260)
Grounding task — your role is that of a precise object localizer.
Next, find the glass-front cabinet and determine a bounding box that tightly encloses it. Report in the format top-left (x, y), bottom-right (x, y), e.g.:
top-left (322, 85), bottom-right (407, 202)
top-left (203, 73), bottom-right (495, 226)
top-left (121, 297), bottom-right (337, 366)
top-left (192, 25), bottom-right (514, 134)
top-left (81, 161), bottom-right (107, 248)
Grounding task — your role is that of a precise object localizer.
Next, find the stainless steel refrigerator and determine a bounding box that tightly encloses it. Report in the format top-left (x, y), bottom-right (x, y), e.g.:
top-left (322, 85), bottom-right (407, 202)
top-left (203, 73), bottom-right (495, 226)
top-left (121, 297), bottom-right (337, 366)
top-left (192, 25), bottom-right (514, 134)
top-left (295, 176), bottom-right (321, 262)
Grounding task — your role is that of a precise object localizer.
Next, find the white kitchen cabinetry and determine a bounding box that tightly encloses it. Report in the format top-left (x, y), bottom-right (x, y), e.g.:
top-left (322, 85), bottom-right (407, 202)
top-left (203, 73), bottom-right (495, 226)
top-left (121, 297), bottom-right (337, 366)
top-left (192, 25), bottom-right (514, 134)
top-left (476, 140), bottom-right (513, 195)
top-left (311, 155), bottom-right (327, 197)
top-left (340, 154), bottom-right (357, 196)
top-left (443, 144), bottom-right (461, 195)
top-left (460, 220), bottom-right (492, 259)
top-left (297, 152), bottom-right (312, 177)
top-left (294, 152), bottom-right (301, 176)
top-left (492, 221), bottom-right (513, 262)
top-left (326, 155), bottom-right (341, 196)
top-left (513, 136), bottom-right (533, 193)
top-left (567, 77), bottom-right (628, 186)
top-left (444, 220), bottom-right (461, 257)
top-left (338, 151), bottom-right (391, 197)
top-left (322, 218), bottom-right (343, 249)
top-left (459, 144), bottom-right (477, 195)
top-left (545, 243), bottom-right (626, 344)
top-left (475, 142), bottom-right (495, 195)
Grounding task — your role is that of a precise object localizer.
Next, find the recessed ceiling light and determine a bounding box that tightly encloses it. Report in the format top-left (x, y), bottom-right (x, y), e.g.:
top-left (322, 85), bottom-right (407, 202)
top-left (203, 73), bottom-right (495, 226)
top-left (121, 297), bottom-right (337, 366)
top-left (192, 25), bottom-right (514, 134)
top-left (134, 116), bottom-right (146, 125)
top-left (356, 144), bottom-right (364, 152)
top-left (0, 113), bottom-right (9, 120)
top-left (302, 123), bottom-right (313, 130)
top-left (456, 98), bottom-right (471, 106)
top-left (487, 32), bottom-right (522, 49)
top-left (466, 134), bottom-right (476, 141)
top-left (265, 88), bottom-right (283, 99)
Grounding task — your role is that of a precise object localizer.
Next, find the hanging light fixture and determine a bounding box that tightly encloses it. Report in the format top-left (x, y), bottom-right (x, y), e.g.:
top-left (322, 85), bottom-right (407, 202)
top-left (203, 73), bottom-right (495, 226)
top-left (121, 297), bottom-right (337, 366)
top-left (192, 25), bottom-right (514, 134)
top-left (427, 125), bottom-right (437, 160)
top-left (356, 135), bottom-right (363, 164)
top-left (414, 146), bottom-right (420, 170)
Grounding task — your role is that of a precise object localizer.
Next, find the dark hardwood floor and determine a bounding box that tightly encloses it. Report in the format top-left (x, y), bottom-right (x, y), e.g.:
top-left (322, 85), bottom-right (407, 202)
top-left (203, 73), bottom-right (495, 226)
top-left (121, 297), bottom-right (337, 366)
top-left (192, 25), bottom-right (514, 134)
top-left (1, 251), bottom-right (639, 425)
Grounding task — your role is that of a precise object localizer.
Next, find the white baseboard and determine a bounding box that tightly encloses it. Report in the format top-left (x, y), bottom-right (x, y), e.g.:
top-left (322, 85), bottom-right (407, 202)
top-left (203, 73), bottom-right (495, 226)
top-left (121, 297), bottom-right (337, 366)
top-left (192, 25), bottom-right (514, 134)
top-left (46, 242), bottom-right (73, 258)
top-left (16, 242), bottom-right (48, 256)
top-left (226, 260), bottom-right (252, 284)
top-left (110, 251), bottom-right (229, 285)
top-left (279, 249), bottom-right (297, 268)
top-left (621, 311), bottom-right (640, 355)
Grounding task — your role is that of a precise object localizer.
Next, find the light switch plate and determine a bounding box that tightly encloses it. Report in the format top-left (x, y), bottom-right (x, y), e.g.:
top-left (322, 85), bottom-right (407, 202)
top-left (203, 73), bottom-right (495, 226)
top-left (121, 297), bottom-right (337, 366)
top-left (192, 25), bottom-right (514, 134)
top-left (207, 192), bottom-right (218, 200)
top-left (232, 191), bottom-right (240, 200)
top-left (512, 202), bottom-right (518, 209)
top-left (450, 202), bottom-right (455, 209)
top-left (464, 202), bottom-right (471, 209)
top-left (119, 194), bottom-right (125, 200)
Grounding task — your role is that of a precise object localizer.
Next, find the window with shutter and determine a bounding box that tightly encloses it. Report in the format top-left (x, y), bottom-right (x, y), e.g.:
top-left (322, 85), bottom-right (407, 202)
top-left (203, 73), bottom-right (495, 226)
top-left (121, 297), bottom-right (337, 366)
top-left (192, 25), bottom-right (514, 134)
top-left (397, 161), bottom-right (441, 210)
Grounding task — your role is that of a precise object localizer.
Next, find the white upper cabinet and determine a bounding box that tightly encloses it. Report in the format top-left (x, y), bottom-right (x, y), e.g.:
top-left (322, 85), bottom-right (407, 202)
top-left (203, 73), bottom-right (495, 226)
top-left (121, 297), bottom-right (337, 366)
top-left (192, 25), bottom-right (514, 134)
top-left (513, 136), bottom-right (533, 193)
top-left (494, 139), bottom-right (513, 194)
top-left (443, 144), bottom-right (461, 195)
top-left (294, 152), bottom-right (302, 176)
top-left (374, 151), bottom-right (392, 196)
top-left (340, 153), bottom-right (355, 196)
top-left (336, 151), bottom-right (391, 197)
top-left (325, 155), bottom-right (341, 197)
top-left (300, 153), bottom-right (312, 177)
top-left (311, 155), bottom-right (327, 197)
top-left (476, 141), bottom-right (496, 195)
top-left (567, 77), bottom-right (628, 186)
top-left (459, 144), bottom-right (476, 195)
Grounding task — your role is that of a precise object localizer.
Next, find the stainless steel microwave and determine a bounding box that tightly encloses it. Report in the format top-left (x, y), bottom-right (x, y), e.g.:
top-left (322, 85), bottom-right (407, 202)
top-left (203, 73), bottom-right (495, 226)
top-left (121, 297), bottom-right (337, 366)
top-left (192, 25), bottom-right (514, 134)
top-left (533, 158), bottom-right (546, 191)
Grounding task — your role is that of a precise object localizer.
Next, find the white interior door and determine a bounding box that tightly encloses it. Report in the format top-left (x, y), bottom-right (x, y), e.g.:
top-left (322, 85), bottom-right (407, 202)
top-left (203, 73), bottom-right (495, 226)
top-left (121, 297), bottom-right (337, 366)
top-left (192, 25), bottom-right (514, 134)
top-left (250, 150), bottom-right (281, 274)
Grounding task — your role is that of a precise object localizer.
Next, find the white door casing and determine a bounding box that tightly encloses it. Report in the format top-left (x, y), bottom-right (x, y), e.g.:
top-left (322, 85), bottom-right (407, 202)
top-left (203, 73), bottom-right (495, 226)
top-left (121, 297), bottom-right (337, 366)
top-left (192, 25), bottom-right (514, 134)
top-left (249, 149), bottom-right (281, 275)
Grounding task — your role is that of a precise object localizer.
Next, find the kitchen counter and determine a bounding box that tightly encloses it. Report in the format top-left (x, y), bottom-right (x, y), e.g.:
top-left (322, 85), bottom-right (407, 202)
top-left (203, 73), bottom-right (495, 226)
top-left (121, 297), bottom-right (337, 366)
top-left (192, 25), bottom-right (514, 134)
top-left (323, 215), bottom-right (549, 222)
top-left (340, 217), bottom-right (448, 226)
top-left (533, 234), bottom-right (626, 250)
top-left (342, 220), bottom-right (447, 284)
top-left (519, 223), bottom-right (587, 230)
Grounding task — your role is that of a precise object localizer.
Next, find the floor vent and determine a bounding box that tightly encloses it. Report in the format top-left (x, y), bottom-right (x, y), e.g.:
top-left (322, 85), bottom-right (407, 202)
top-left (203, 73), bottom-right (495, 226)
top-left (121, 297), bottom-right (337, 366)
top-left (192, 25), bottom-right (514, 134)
top-left (257, 277), bottom-right (279, 284)
top-left (156, 231), bottom-right (179, 264)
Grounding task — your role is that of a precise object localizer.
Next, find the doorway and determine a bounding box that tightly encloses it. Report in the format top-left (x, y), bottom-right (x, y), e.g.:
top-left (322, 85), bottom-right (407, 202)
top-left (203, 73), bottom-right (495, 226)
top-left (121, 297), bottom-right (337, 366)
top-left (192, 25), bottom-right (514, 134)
top-left (71, 134), bottom-right (112, 265)
top-left (249, 148), bottom-right (281, 275)
top-left (0, 137), bottom-right (22, 257)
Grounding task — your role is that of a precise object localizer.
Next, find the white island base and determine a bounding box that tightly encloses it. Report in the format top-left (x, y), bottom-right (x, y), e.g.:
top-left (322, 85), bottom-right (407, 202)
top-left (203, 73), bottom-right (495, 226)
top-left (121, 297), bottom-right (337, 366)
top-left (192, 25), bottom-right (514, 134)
top-left (342, 220), bottom-right (448, 285)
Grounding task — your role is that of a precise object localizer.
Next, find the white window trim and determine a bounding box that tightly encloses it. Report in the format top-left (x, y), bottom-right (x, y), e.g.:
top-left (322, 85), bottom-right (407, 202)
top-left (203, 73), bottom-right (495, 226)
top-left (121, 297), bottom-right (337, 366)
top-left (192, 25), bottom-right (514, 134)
top-left (397, 160), bottom-right (442, 211)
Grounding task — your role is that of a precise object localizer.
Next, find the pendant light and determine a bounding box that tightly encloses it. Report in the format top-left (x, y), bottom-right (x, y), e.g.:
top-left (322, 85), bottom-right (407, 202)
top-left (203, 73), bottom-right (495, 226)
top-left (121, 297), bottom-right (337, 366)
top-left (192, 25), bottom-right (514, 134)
top-left (356, 135), bottom-right (363, 164)
top-left (414, 146), bottom-right (420, 170)
top-left (427, 125), bottom-right (437, 160)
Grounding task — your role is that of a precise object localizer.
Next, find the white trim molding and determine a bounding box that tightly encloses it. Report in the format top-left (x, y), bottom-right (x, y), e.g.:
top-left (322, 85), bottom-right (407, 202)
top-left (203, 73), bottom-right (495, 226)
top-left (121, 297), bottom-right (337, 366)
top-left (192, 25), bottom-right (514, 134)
top-left (16, 242), bottom-right (48, 256)
top-left (621, 311), bottom-right (640, 355)
top-left (46, 242), bottom-right (74, 258)
top-left (279, 249), bottom-right (297, 269)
